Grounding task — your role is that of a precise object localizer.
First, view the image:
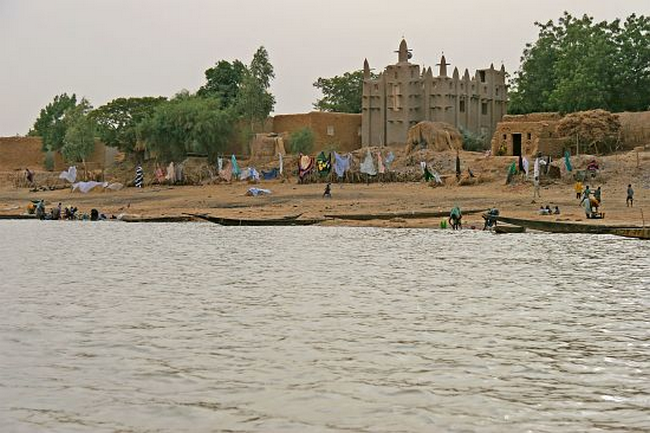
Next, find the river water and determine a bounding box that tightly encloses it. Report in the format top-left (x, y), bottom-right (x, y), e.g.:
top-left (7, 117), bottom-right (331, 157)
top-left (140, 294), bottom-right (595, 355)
top-left (0, 221), bottom-right (648, 432)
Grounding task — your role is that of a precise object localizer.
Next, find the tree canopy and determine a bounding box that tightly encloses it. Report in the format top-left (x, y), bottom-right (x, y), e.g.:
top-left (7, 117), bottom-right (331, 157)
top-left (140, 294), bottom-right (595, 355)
top-left (90, 96), bottom-right (167, 153)
top-left (30, 93), bottom-right (78, 151)
top-left (61, 99), bottom-right (96, 163)
top-left (509, 12), bottom-right (650, 114)
top-left (313, 70), bottom-right (372, 113)
top-left (197, 60), bottom-right (247, 107)
top-left (235, 46), bottom-right (276, 131)
top-left (29, 46), bottom-right (276, 161)
top-left (138, 95), bottom-right (234, 163)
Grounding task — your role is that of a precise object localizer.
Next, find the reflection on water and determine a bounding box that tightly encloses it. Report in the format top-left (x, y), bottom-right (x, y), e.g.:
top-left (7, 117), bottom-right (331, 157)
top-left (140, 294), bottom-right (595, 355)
top-left (0, 221), bottom-right (648, 432)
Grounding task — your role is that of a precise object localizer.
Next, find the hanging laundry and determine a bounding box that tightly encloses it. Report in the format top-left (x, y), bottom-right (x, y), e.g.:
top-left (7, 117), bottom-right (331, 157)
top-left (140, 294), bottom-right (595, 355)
top-left (299, 154), bottom-right (314, 180)
top-left (240, 167), bottom-right (260, 182)
top-left (166, 161), bottom-right (176, 183)
top-left (522, 157), bottom-right (530, 177)
top-left (316, 151), bottom-right (331, 176)
top-left (231, 155), bottom-right (241, 178)
top-left (262, 168), bottom-right (279, 180)
top-left (220, 162), bottom-right (233, 181)
top-left (377, 152), bottom-right (385, 174)
top-left (423, 165), bottom-right (434, 181)
top-left (333, 152), bottom-right (351, 178)
top-left (360, 150), bottom-right (377, 176)
top-left (154, 165), bottom-right (165, 183)
top-left (384, 152), bottom-right (395, 170)
top-left (134, 165), bottom-right (144, 188)
top-left (431, 169), bottom-right (443, 184)
top-left (564, 150), bottom-right (573, 172)
top-left (217, 156), bottom-right (223, 172)
top-left (58, 166), bottom-right (77, 183)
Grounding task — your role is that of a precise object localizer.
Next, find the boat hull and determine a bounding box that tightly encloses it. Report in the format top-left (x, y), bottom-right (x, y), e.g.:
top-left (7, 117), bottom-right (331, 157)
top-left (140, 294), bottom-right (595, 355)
top-left (325, 209), bottom-right (485, 221)
top-left (191, 214), bottom-right (324, 226)
top-left (496, 216), bottom-right (649, 239)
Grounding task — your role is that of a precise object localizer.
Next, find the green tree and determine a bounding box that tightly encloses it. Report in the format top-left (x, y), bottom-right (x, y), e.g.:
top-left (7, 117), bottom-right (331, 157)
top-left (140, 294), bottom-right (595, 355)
top-left (61, 99), bottom-right (96, 163)
top-left (611, 14), bottom-right (650, 111)
top-left (548, 14), bottom-right (618, 112)
top-left (313, 70), bottom-right (373, 113)
top-left (234, 46), bottom-right (276, 147)
top-left (249, 46), bottom-right (275, 88)
top-left (509, 12), bottom-right (650, 114)
top-left (138, 95), bottom-right (234, 163)
top-left (30, 93), bottom-right (78, 151)
top-left (197, 60), bottom-right (247, 107)
top-left (90, 96), bottom-right (167, 153)
top-left (289, 127), bottom-right (314, 154)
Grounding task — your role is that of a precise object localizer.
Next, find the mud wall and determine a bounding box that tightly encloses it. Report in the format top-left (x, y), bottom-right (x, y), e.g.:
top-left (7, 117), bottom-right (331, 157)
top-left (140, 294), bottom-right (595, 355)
top-left (273, 112), bottom-right (362, 153)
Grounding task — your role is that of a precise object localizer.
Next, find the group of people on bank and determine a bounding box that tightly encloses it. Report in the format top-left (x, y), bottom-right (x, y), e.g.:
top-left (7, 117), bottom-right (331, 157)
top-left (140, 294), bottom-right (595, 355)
top-left (28, 200), bottom-right (106, 221)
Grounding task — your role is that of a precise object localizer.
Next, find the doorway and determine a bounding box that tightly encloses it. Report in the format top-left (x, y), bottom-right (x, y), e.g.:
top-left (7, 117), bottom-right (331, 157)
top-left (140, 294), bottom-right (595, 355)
top-left (512, 133), bottom-right (522, 156)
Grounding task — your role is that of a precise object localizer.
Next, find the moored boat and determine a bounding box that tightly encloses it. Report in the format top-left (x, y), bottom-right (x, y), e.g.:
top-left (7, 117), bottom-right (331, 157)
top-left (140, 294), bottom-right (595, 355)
top-left (496, 216), bottom-right (649, 239)
top-left (494, 225), bottom-right (526, 234)
top-left (190, 213), bottom-right (324, 226)
top-left (325, 208), bottom-right (486, 221)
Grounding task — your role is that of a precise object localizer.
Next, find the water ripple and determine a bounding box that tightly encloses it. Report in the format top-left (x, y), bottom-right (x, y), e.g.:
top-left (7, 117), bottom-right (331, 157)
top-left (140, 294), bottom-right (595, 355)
top-left (0, 221), bottom-right (649, 432)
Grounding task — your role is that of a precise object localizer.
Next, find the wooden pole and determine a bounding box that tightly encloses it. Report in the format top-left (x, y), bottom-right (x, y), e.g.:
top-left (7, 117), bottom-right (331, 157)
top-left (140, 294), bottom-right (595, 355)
top-left (576, 134), bottom-right (579, 157)
top-left (641, 208), bottom-right (645, 228)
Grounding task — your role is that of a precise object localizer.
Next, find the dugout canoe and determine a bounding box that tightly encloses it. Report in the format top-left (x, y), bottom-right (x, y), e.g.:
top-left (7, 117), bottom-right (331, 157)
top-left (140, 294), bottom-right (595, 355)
top-left (324, 208), bottom-right (486, 221)
top-left (494, 225), bottom-right (526, 234)
top-left (0, 214), bottom-right (37, 220)
top-left (496, 216), bottom-right (649, 239)
top-left (190, 213), bottom-right (324, 226)
top-left (120, 215), bottom-right (196, 223)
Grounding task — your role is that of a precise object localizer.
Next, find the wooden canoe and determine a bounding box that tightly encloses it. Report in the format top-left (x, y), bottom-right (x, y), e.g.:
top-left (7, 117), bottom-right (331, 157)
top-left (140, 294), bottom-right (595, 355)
top-left (190, 213), bottom-right (324, 226)
top-left (120, 215), bottom-right (196, 223)
top-left (0, 214), bottom-right (37, 220)
top-left (496, 216), bottom-right (649, 239)
top-left (494, 225), bottom-right (526, 234)
top-left (324, 208), bottom-right (486, 221)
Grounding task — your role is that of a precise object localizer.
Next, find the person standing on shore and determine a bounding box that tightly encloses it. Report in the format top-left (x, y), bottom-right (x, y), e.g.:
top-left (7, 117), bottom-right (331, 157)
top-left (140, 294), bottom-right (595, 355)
top-left (574, 181), bottom-right (583, 199)
top-left (532, 154), bottom-right (546, 201)
top-left (627, 184), bottom-right (634, 207)
top-left (594, 186), bottom-right (602, 206)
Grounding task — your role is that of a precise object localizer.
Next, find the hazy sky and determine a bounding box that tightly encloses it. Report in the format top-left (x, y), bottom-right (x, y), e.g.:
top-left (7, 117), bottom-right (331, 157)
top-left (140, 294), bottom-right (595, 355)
top-left (1, 0), bottom-right (649, 136)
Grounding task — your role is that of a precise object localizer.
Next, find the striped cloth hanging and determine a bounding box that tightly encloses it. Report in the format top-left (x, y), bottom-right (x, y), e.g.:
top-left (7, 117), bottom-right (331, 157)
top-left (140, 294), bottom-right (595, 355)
top-left (134, 165), bottom-right (144, 188)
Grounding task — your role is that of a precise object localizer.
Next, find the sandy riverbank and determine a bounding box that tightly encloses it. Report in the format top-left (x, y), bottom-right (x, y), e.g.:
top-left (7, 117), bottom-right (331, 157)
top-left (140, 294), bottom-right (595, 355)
top-left (1, 149), bottom-right (648, 228)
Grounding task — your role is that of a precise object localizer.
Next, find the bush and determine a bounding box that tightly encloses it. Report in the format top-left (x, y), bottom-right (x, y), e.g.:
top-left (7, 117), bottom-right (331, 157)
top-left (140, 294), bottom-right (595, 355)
top-left (460, 127), bottom-right (487, 152)
top-left (289, 127), bottom-right (315, 154)
top-left (44, 151), bottom-right (54, 171)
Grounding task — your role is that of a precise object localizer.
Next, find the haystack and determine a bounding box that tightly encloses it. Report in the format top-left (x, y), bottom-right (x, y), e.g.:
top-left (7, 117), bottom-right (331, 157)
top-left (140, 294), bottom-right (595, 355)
top-left (406, 122), bottom-right (462, 153)
top-left (556, 110), bottom-right (621, 154)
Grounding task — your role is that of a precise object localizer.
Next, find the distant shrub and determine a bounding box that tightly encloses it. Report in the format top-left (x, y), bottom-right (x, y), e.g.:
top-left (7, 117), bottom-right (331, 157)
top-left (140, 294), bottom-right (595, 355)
top-left (44, 151), bottom-right (54, 171)
top-left (460, 127), bottom-right (488, 152)
top-left (289, 127), bottom-right (315, 154)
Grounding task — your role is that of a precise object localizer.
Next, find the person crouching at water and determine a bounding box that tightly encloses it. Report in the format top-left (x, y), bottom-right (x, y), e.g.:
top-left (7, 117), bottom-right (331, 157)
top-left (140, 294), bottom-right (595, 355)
top-left (449, 206), bottom-right (462, 230)
top-left (35, 200), bottom-right (46, 220)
